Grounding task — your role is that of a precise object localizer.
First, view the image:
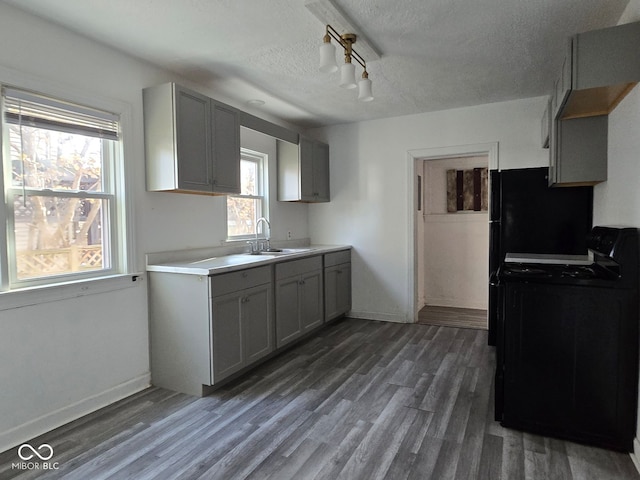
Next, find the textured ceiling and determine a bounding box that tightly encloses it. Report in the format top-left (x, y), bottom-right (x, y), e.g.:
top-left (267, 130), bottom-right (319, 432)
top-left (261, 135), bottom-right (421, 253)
top-left (3, 0), bottom-right (631, 128)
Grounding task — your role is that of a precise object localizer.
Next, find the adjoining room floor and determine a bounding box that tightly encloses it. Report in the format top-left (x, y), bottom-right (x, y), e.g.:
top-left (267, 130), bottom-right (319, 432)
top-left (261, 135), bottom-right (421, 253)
top-left (1, 318), bottom-right (637, 479)
top-left (417, 305), bottom-right (488, 330)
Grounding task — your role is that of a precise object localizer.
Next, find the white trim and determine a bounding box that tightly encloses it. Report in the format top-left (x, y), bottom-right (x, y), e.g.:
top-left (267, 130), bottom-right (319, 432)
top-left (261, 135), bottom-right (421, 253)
top-left (0, 373), bottom-right (150, 454)
top-left (226, 149), bottom-right (269, 241)
top-left (0, 64), bottom-right (137, 287)
top-left (406, 142), bottom-right (498, 323)
top-left (348, 310), bottom-right (409, 324)
top-left (409, 142), bottom-right (499, 170)
top-left (0, 273), bottom-right (143, 311)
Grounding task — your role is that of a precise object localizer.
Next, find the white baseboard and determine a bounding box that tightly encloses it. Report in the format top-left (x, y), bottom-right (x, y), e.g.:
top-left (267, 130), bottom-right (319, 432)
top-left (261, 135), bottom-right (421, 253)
top-left (631, 438), bottom-right (640, 474)
top-left (348, 310), bottom-right (409, 324)
top-left (424, 297), bottom-right (488, 311)
top-left (0, 373), bottom-right (150, 454)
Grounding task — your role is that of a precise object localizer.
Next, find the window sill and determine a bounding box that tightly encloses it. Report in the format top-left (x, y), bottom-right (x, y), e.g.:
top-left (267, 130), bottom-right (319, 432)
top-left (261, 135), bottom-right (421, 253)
top-left (0, 273), bottom-right (143, 311)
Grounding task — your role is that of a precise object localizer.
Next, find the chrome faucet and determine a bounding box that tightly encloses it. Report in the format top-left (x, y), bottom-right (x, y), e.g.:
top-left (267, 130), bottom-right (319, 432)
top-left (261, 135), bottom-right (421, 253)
top-left (254, 217), bottom-right (271, 252)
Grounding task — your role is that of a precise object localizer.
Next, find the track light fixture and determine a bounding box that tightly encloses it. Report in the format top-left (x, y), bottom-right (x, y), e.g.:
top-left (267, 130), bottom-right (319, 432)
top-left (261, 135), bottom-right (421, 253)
top-left (319, 24), bottom-right (373, 102)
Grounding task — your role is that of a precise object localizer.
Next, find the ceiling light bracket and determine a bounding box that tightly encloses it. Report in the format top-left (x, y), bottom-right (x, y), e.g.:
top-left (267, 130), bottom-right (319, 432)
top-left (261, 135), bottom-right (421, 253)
top-left (319, 24), bottom-right (373, 101)
top-left (325, 25), bottom-right (366, 71)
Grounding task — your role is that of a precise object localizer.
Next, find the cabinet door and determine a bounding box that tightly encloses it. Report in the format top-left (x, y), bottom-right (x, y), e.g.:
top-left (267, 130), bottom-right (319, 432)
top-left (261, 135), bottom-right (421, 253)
top-left (335, 263), bottom-right (351, 316)
top-left (299, 137), bottom-right (315, 201)
top-left (242, 283), bottom-right (274, 364)
top-left (324, 266), bottom-right (339, 321)
top-left (325, 262), bottom-right (351, 321)
top-left (276, 276), bottom-right (302, 347)
top-left (175, 86), bottom-right (212, 192)
top-left (211, 292), bottom-right (244, 382)
top-left (553, 39), bottom-right (573, 120)
top-left (211, 101), bottom-right (240, 194)
top-left (312, 142), bottom-right (330, 202)
top-left (555, 115), bottom-right (607, 185)
top-left (300, 269), bottom-right (323, 332)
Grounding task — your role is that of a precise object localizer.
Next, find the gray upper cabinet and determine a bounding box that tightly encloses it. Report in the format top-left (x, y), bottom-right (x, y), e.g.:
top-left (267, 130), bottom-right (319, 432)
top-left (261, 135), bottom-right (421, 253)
top-left (548, 21), bottom-right (639, 186)
top-left (550, 115), bottom-right (608, 186)
top-left (558, 21), bottom-right (640, 120)
top-left (552, 40), bottom-right (573, 120)
top-left (143, 83), bottom-right (240, 195)
top-left (278, 137), bottom-right (330, 202)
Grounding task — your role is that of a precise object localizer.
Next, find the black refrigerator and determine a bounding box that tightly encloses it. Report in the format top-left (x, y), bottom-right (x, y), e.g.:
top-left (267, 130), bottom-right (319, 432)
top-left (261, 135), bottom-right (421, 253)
top-left (487, 167), bottom-right (593, 345)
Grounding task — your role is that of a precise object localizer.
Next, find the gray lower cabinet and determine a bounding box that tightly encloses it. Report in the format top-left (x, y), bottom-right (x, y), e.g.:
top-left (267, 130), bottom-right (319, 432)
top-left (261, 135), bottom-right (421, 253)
top-left (324, 250), bottom-right (352, 321)
top-left (143, 82), bottom-right (240, 195)
top-left (148, 265), bottom-right (273, 397)
top-left (211, 282), bottom-right (273, 381)
top-left (275, 255), bottom-right (324, 347)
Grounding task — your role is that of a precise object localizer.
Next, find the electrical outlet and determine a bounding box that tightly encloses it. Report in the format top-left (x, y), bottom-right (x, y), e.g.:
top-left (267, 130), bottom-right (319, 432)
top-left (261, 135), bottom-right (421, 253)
top-left (287, 231), bottom-right (292, 239)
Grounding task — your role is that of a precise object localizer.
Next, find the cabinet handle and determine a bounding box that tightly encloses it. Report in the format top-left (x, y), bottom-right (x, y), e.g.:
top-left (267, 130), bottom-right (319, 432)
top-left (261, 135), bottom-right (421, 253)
top-left (242, 272), bottom-right (248, 278)
top-left (337, 269), bottom-right (342, 274)
top-left (299, 280), bottom-right (306, 286)
top-left (241, 296), bottom-right (250, 304)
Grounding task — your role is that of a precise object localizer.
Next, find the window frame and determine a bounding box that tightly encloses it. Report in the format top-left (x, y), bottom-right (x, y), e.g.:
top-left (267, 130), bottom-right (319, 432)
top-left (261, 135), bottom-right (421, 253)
top-left (0, 78), bottom-right (134, 293)
top-left (226, 148), bottom-right (269, 242)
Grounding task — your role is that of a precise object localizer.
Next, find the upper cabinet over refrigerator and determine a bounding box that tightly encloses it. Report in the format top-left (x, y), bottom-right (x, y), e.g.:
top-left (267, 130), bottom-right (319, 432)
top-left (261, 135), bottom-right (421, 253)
top-left (548, 21), bottom-right (640, 187)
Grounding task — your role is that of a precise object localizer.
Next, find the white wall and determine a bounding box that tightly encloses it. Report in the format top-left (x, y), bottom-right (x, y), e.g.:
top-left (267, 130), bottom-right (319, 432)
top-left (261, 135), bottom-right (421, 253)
top-left (0, 3), bottom-right (308, 452)
top-left (308, 96), bottom-right (548, 322)
top-left (595, 0), bottom-right (640, 463)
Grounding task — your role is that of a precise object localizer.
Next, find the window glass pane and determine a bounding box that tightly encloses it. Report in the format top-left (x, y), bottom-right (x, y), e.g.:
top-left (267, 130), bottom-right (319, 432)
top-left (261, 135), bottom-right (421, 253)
top-left (9, 125), bottom-right (104, 192)
top-left (12, 194), bottom-right (109, 280)
top-left (227, 196), bottom-right (260, 237)
top-left (240, 159), bottom-right (258, 196)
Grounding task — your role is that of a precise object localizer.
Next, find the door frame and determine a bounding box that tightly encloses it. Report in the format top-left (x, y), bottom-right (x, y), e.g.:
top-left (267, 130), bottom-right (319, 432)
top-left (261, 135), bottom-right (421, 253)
top-left (406, 142), bottom-right (499, 322)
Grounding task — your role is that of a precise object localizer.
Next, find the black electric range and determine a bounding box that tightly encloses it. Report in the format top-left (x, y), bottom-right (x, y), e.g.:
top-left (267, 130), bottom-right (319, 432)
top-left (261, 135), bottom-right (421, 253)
top-left (494, 226), bottom-right (639, 451)
top-left (499, 253), bottom-right (620, 286)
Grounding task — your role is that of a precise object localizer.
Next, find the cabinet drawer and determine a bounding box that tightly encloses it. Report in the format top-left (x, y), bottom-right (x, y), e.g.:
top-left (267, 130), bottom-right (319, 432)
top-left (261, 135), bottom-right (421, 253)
top-left (210, 265), bottom-right (271, 297)
top-left (324, 250), bottom-right (351, 268)
top-left (276, 255), bottom-right (322, 280)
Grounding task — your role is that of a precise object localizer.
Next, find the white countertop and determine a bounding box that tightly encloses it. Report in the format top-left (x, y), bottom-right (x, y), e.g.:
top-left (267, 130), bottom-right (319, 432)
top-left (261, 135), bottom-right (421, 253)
top-left (505, 252), bottom-right (593, 265)
top-left (146, 245), bottom-right (351, 275)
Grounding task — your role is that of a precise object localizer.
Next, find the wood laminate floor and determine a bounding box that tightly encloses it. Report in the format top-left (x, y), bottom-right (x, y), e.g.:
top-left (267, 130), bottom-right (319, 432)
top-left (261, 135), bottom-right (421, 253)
top-left (1, 318), bottom-right (638, 480)
top-left (418, 305), bottom-right (488, 330)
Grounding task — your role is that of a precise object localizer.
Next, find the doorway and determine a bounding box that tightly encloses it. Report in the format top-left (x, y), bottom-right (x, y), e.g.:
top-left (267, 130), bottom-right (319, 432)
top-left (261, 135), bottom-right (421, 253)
top-left (407, 143), bottom-right (498, 325)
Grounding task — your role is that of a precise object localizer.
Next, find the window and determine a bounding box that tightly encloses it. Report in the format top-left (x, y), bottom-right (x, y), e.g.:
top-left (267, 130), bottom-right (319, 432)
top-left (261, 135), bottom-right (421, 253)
top-left (1, 86), bottom-right (124, 289)
top-left (226, 150), bottom-right (267, 239)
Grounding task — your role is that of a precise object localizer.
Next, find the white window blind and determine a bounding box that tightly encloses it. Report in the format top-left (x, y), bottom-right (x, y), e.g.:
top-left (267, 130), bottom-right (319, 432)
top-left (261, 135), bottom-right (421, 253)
top-left (3, 87), bottom-right (120, 140)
